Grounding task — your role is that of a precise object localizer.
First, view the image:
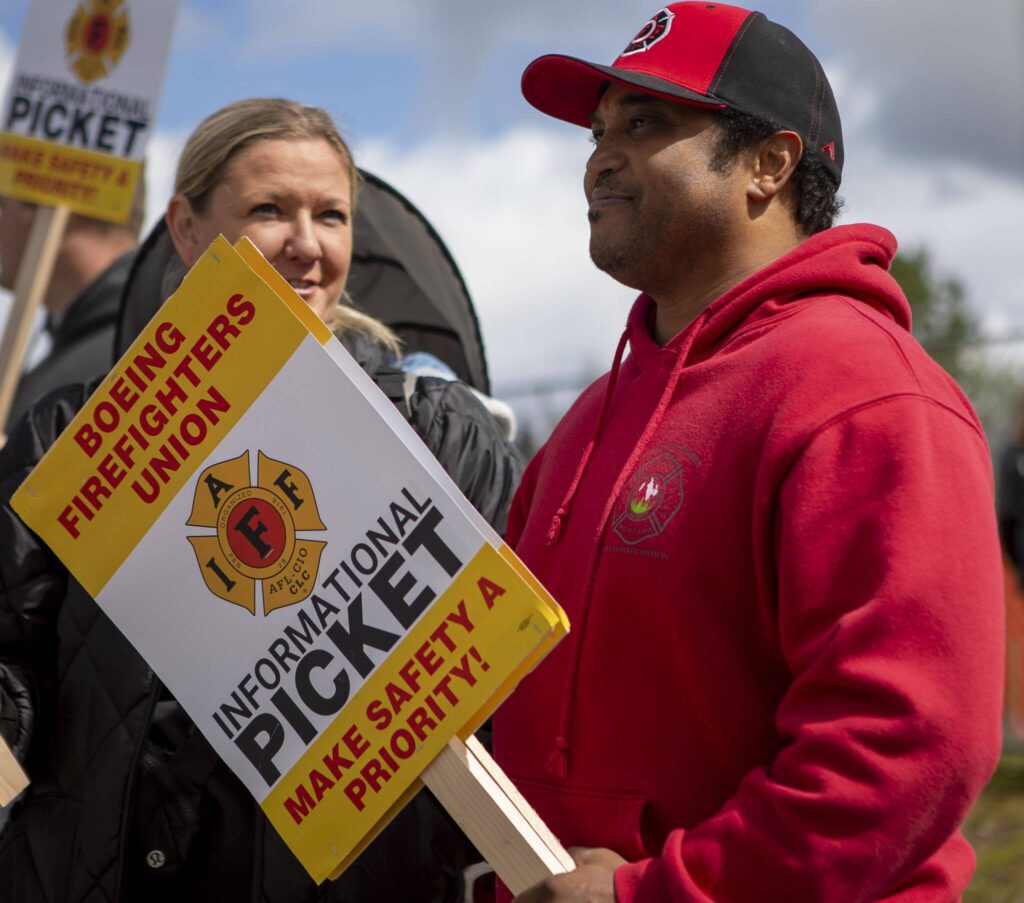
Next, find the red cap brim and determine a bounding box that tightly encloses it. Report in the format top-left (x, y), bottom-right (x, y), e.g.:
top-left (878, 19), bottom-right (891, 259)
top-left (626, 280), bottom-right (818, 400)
top-left (521, 54), bottom-right (727, 128)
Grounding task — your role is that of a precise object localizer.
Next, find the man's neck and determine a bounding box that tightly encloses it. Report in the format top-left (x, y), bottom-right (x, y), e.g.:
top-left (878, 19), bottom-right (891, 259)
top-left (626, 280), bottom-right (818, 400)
top-left (651, 224), bottom-right (805, 345)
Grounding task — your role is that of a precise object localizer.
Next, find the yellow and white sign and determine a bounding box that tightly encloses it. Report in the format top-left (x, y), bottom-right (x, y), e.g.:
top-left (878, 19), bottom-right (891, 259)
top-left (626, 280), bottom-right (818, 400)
top-left (0, 0), bottom-right (179, 222)
top-left (12, 236), bottom-right (568, 883)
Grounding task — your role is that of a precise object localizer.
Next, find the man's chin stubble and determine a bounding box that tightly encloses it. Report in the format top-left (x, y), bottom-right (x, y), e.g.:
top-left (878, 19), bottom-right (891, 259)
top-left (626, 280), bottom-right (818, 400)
top-left (589, 237), bottom-right (646, 291)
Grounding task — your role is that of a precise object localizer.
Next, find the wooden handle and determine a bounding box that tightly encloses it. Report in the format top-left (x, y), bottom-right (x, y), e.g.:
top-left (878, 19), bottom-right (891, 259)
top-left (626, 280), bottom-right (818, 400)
top-left (0, 204), bottom-right (71, 428)
top-left (422, 735), bottom-right (574, 896)
top-left (0, 734), bottom-right (28, 807)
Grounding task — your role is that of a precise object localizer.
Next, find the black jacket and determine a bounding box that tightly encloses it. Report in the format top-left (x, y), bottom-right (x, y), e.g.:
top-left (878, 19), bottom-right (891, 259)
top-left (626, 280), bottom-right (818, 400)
top-left (0, 280), bottom-right (521, 900)
top-left (4, 252), bottom-right (133, 431)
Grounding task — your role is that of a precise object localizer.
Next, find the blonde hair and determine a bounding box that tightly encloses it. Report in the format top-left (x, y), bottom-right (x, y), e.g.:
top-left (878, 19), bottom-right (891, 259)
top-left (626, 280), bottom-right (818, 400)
top-left (175, 98), bottom-right (400, 354)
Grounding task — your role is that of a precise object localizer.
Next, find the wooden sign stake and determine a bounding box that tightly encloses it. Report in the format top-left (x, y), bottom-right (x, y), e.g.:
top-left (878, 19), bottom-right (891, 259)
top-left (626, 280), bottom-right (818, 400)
top-left (423, 736), bottom-right (575, 896)
top-left (0, 203), bottom-right (71, 428)
top-left (0, 734), bottom-right (28, 807)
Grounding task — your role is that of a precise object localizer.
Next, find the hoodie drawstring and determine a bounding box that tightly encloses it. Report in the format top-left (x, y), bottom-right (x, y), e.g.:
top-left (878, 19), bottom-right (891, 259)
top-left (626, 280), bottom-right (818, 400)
top-left (544, 309), bottom-right (710, 779)
top-left (546, 326), bottom-right (631, 545)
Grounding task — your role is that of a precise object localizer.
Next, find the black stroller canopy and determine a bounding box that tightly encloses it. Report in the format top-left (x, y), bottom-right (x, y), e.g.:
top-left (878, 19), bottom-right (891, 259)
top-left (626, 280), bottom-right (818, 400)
top-left (115, 169), bottom-right (490, 393)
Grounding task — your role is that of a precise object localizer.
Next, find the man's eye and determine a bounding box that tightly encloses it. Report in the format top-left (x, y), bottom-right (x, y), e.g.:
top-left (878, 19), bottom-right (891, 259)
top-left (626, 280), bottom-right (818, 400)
top-left (589, 130), bottom-right (603, 146)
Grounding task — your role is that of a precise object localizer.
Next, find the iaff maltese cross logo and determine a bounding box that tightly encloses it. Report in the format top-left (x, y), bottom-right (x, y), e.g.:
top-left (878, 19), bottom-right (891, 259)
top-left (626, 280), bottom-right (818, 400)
top-left (186, 451), bottom-right (327, 617)
top-left (65, 0), bottom-right (130, 84)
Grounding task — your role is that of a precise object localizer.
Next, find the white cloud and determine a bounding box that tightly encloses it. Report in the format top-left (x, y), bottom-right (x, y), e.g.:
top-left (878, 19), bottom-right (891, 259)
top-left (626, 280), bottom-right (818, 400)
top-left (357, 127), bottom-right (633, 394)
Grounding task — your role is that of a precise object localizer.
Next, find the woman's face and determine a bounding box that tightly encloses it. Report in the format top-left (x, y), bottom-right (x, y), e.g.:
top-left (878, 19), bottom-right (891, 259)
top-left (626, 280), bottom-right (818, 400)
top-left (169, 137), bottom-right (353, 322)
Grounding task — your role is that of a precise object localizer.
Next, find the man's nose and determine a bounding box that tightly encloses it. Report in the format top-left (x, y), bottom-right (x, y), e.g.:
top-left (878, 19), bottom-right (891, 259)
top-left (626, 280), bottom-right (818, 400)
top-left (586, 137), bottom-right (626, 185)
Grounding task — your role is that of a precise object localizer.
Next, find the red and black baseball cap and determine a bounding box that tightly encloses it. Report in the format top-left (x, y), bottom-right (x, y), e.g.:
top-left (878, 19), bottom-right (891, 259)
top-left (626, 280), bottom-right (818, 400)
top-left (521, 2), bottom-right (843, 185)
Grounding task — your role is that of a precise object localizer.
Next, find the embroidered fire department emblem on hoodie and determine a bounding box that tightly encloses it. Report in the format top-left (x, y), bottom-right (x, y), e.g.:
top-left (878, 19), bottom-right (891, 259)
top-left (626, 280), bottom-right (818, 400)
top-left (65, 0), bottom-right (130, 84)
top-left (186, 450), bottom-right (327, 616)
top-left (612, 448), bottom-right (693, 545)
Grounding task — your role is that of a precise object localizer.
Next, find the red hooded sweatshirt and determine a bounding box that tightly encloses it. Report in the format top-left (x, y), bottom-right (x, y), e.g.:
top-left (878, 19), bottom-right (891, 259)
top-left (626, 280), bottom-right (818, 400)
top-left (494, 225), bottom-right (1004, 901)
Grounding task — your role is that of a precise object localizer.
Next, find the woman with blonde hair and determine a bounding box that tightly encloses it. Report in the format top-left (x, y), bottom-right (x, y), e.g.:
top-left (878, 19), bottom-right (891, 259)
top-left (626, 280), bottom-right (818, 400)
top-left (0, 98), bottom-right (519, 902)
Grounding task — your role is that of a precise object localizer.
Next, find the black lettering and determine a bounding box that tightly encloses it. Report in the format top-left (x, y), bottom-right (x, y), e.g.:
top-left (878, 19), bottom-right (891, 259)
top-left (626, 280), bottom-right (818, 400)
top-left (274, 469), bottom-right (303, 509)
top-left (294, 649), bottom-right (350, 716)
top-left (325, 595), bottom-right (399, 677)
top-left (235, 505), bottom-right (272, 558)
top-left (403, 506), bottom-right (462, 576)
top-left (205, 474), bottom-right (234, 509)
top-left (68, 107), bottom-right (92, 146)
top-left (96, 113), bottom-right (117, 152)
top-left (402, 486), bottom-right (432, 514)
top-left (369, 550), bottom-right (434, 630)
top-left (122, 119), bottom-right (145, 156)
top-left (5, 96), bottom-right (29, 128)
top-left (235, 712), bottom-right (284, 786)
top-left (205, 556), bottom-right (236, 592)
top-left (270, 686), bottom-right (317, 745)
top-left (42, 102), bottom-right (66, 140)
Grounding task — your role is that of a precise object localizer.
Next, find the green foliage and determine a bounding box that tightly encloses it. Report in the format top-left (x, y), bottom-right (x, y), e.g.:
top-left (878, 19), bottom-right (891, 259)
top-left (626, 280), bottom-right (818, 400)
top-left (964, 748), bottom-right (1024, 901)
top-left (892, 247), bottom-right (978, 374)
top-left (891, 247), bottom-right (1020, 444)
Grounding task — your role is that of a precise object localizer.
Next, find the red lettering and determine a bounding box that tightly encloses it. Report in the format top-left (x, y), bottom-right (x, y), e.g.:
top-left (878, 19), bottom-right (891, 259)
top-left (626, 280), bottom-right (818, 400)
top-left (284, 784), bottom-right (316, 825)
top-left (344, 778), bottom-right (367, 812)
top-left (227, 292), bottom-right (255, 325)
top-left (108, 376), bottom-right (139, 413)
top-left (96, 453), bottom-right (126, 489)
top-left (57, 505), bottom-right (81, 539)
top-left (407, 706), bottom-right (437, 743)
top-left (74, 421), bottom-right (102, 457)
top-left (321, 743), bottom-right (354, 781)
top-left (360, 758), bottom-right (390, 793)
top-left (366, 698), bottom-right (391, 731)
top-left (478, 577), bottom-right (506, 610)
top-left (207, 313), bottom-right (241, 350)
top-left (343, 724), bottom-right (369, 759)
top-left (309, 767), bottom-right (334, 802)
top-left (415, 640), bottom-right (443, 677)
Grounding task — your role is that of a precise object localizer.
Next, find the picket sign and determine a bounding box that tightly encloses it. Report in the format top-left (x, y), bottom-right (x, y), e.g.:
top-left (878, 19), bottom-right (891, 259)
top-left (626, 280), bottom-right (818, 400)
top-left (0, 204), bottom-right (70, 426)
top-left (0, 0), bottom-right (179, 424)
top-left (9, 235), bottom-right (573, 890)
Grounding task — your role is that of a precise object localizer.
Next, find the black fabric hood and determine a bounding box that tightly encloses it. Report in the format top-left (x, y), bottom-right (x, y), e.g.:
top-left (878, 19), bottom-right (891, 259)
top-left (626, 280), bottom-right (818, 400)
top-left (115, 169), bottom-right (490, 392)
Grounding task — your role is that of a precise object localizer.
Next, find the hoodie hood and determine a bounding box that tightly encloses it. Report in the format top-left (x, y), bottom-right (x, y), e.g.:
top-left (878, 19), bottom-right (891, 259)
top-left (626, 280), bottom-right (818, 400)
top-left (626, 223), bottom-right (909, 369)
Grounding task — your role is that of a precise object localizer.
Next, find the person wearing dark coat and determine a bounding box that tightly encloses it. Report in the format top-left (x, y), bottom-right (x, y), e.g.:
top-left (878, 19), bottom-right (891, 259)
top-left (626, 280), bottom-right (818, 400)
top-left (4, 251), bottom-right (132, 429)
top-left (0, 98), bottom-right (520, 903)
top-left (1, 187), bottom-right (144, 432)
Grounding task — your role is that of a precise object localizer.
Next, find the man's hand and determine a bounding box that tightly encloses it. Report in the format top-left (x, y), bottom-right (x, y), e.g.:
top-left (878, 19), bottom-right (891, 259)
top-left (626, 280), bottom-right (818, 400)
top-left (513, 847), bottom-right (626, 902)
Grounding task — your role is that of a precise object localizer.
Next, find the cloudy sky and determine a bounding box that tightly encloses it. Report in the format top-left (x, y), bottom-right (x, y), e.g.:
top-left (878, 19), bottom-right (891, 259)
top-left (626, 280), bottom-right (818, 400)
top-left (1, 0), bottom-right (1022, 418)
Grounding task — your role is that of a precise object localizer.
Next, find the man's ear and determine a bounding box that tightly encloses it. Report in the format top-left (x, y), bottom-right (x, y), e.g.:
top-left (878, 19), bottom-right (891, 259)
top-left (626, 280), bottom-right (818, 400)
top-left (746, 131), bottom-right (802, 202)
top-left (165, 194), bottom-right (203, 266)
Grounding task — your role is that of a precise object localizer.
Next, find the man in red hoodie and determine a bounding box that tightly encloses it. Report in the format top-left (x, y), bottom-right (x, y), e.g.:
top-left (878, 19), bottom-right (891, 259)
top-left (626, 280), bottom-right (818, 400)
top-left (498, 4), bottom-right (1005, 901)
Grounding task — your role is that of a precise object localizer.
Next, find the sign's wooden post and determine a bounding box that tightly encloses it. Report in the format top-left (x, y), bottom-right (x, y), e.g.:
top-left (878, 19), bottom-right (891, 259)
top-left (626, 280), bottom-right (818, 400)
top-left (0, 204), bottom-right (71, 426)
top-left (424, 736), bottom-right (574, 895)
top-left (0, 736), bottom-right (29, 807)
